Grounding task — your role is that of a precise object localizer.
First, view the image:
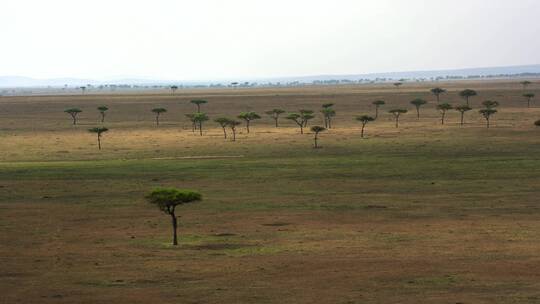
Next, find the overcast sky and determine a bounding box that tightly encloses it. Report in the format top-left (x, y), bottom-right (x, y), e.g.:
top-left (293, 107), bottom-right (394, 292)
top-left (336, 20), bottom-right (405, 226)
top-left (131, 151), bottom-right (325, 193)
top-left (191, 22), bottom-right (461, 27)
top-left (2, 0), bottom-right (540, 80)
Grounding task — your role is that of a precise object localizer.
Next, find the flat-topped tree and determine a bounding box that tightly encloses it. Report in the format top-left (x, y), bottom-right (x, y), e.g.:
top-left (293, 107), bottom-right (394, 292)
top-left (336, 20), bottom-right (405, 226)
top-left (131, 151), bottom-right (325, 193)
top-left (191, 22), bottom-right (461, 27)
top-left (214, 117), bottom-right (231, 139)
top-left (482, 100), bottom-right (499, 109)
top-left (190, 99), bottom-right (207, 113)
top-left (431, 87), bottom-right (446, 103)
top-left (321, 107), bottom-right (336, 129)
top-left (322, 103), bottom-right (334, 109)
top-left (265, 109), bottom-right (285, 127)
top-left (410, 98), bottom-right (427, 119)
top-left (393, 82), bottom-right (403, 89)
top-left (479, 108), bottom-right (497, 128)
top-left (454, 105), bottom-right (472, 126)
top-left (523, 93), bottom-right (535, 108)
top-left (193, 113), bottom-right (209, 136)
top-left (286, 111), bottom-right (315, 134)
top-left (151, 108), bottom-right (167, 126)
top-left (238, 111), bottom-right (261, 133)
top-left (388, 109), bottom-right (407, 128)
top-left (372, 100), bottom-right (385, 119)
top-left (356, 115), bottom-right (375, 138)
top-left (459, 89), bottom-right (477, 106)
top-left (521, 80), bottom-right (531, 90)
top-left (79, 86), bottom-right (86, 94)
top-left (226, 119), bottom-right (242, 141)
top-left (146, 188), bottom-right (202, 246)
top-left (97, 106), bottom-right (108, 123)
top-left (170, 85), bottom-right (178, 95)
top-left (65, 108), bottom-right (82, 125)
top-left (88, 127), bottom-right (108, 150)
top-left (436, 103), bottom-right (453, 125)
top-left (310, 126), bottom-right (326, 148)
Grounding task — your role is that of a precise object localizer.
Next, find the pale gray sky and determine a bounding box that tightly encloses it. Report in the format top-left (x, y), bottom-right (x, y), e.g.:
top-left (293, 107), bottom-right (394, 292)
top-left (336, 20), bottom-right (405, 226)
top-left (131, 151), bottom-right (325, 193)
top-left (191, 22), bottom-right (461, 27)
top-left (2, 0), bottom-right (540, 80)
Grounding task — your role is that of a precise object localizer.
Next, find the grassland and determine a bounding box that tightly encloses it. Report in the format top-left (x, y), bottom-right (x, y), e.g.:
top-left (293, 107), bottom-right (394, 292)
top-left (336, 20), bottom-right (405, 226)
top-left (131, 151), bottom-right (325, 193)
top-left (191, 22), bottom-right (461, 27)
top-left (1, 80), bottom-right (540, 303)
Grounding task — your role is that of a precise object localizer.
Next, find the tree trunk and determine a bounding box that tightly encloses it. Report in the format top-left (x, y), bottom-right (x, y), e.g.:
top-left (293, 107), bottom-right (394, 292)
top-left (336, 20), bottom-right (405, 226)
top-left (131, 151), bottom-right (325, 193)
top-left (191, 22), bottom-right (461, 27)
top-left (395, 116), bottom-right (399, 128)
top-left (416, 107), bottom-right (420, 119)
top-left (101, 113), bottom-right (105, 123)
top-left (246, 120), bottom-right (250, 133)
top-left (72, 114), bottom-right (77, 125)
top-left (313, 134), bottom-right (318, 148)
top-left (300, 125), bottom-right (304, 134)
top-left (361, 124), bottom-right (365, 138)
top-left (486, 118), bottom-right (490, 129)
top-left (156, 114), bottom-right (159, 126)
top-left (466, 96), bottom-right (470, 106)
top-left (232, 129), bottom-right (236, 141)
top-left (197, 105), bottom-right (201, 113)
top-left (170, 211), bottom-right (178, 246)
top-left (528, 98), bottom-right (531, 108)
top-left (199, 121), bottom-right (203, 136)
top-left (97, 134), bottom-right (101, 150)
top-left (441, 112), bottom-right (445, 125)
top-left (460, 112), bottom-right (464, 126)
top-left (375, 106), bottom-right (379, 119)
top-left (274, 117), bottom-right (278, 127)
top-left (222, 127), bottom-right (227, 139)
top-left (328, 118), bottom-right (332, 129)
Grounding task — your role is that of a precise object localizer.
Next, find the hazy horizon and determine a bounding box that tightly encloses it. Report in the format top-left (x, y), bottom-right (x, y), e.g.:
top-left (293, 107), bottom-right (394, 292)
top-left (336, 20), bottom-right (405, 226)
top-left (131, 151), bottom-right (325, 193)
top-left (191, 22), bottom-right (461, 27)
top-left (3, 0), bottom-right (540, 81)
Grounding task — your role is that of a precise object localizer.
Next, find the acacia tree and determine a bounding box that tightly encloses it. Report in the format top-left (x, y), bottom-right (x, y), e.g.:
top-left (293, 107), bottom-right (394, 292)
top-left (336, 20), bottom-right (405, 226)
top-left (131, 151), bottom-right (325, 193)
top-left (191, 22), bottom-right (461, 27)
top-left (523, 93), bottom-right (535, 108)
top-left (286, 111), bottom-right (315, 134)
top-left (454, 105), bottom-right (472, 126)
top-left (388, 109), bottom-right (407, 128)
top-left (410, 98), bottom-right (427, 119)
top-left (482, 100), bottom-right (499, 109)
top-left (146, 188), bottom-right (202, 246)
top-left (227, 119), bottom-right (242, 141)
top-left (79, 86), bottom-right (86, 94)
top-left (152, 108), bottom-right (167, 126)
top-left (310, 126), bottom-right (326, 148)
top-left (372, 100), bottom-right (385, 119)
top-left (436, 103), bottom-right (453, 125)
top-left (214, 117), bottom-right (231, 139)
top-left (97, 106), bottom-right (108, 123)
top-left (299, 109), bottom-right (315, 127)
top-left (356, 115), bottom-right (375, 138)
top-left (238, 112), bottom-right (261, 133)
top-left (459, 89), bottom-right (477, 106)
top-left (190, 99), bottom-right (207, 113)
top-left (170, 85), bottom-right (178, 95)
top-left (193, 113), bottom-right (209, 136)
top-left (479, 108), bottom-right (497, 128)
top-left (65, 108), bottom-right (82, 125)
top-left (321, 107), bottom-right (336, 129)
top-left (88, 127), bottom-right (109, 150)
top-left (431, 87), bottom-right (446, 103)
top-left (521, 80), bottom-right (531, 90)
top-left (393, 82), bottom-right (403, 89)
top-left (265, 109), bottom-right (285, 127)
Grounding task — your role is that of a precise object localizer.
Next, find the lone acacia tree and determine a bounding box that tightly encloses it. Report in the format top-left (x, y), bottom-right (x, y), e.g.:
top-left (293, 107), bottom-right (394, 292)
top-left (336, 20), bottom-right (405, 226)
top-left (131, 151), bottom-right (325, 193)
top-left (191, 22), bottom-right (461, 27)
top-left (190, 99), bottom-right (207, 113)
top-left (265, 109), bottom-right (286, 127)
top-left (238, 112), bottom-right (261, 133)
top-left (97, 106), bottom-right (108, 123)
top-left (65, 108), bottom-right (82, 125)
top-left (454, 105), bottom-right (472, 126)
top-left (321, 107), bottom-right (336, 129)
top-left (88, 127), bottom-right (108, 150)
top-left (79, 86), bottom-right (86, 94)
top-left (410, 98), bottom-right (428, 119)
top-left (227, 119), bottom-right (242, 141)
top-left (431, 87), bottom-right (446, 103)
top-left (286, 111), bottom-right (315, 134)
top-left (388, 109), bottom-right (407, 128)
top-left (372, 100), bottom-right (385, 119)
top-left (170, 85), bottom-right (178, 95)
top-left (152, 108), bottom-right (167, 126)
top-left (356, 115), bottom-right (375, 138)
top-left (459, 89), bottom-right (477, 106)
top-left (436, 103), bottom-right (453, 125)
top-left (311, 126), bottom-right (326, 148)
top-left (146, 188), bottom-right (202, 246)
top-left (214, 117), bottom-right (231, 139)
top-left (393, 82), bottom-right (403, 89)
top-left (521, 80), bottom-right (531, 90)
top-left (479, 108), bottom-right (497, 128)
top-left (523, 93), bottom-right (535, 108)
top-left (193, 113), bottom-right (209, 136)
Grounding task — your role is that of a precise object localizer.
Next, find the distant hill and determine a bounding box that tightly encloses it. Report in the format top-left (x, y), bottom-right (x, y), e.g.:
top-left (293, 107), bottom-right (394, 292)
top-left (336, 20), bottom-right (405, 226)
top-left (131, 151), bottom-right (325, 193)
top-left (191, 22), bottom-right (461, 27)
top-left (1, 64), bottom-right (539, 88)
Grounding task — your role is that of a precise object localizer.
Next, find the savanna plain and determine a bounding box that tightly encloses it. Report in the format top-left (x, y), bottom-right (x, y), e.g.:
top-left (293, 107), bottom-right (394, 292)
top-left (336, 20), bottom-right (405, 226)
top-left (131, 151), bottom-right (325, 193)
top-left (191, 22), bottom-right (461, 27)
top-left (1, 80), bottom-right (540, 303)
